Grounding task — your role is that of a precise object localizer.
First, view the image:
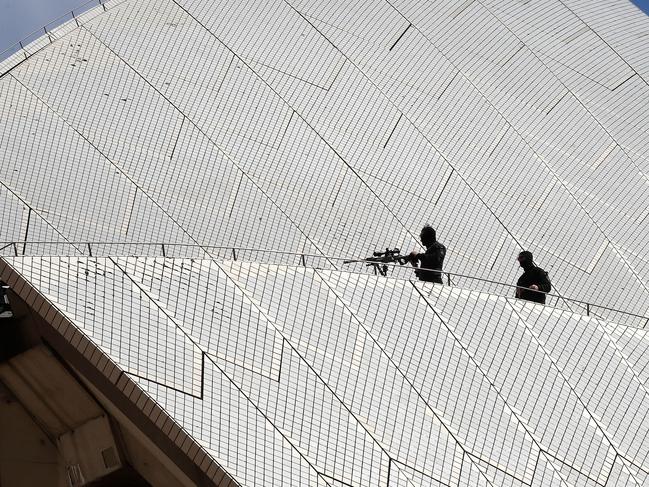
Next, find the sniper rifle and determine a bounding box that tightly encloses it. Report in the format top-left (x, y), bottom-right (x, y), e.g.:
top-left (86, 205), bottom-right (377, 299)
top-left (343, 248), bottom-right (413, 277)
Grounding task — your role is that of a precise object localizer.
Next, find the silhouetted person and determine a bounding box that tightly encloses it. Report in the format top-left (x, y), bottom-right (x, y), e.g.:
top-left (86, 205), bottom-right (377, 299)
top-left (515, 251), bottom-right (551, 304)
top-left (409, 226), bottom-right (446, 284)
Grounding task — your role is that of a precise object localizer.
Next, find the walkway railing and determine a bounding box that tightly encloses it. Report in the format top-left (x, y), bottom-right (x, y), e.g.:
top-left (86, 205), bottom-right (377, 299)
top-left (1, 6), bottom-right (645, 327)
top-left (1, 240), bottom-right (647, 327)
top-left (0, 0), bottom-right (109, 67)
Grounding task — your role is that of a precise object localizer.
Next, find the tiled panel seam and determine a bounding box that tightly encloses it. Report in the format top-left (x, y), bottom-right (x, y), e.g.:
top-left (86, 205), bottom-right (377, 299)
top-left (514, 298), bottom-right (649, 397)
top-left (470, 1), bottom-right (649, 287)
top-left (0, 257), bottom-right (234, 486)
top-left (215, 261), bottom-right (459, 486)
top-left (282, 0), bottom-right (540, 281)
top-left (504, 298), bottom-right (649, 480)
top-left (79, 23), bottom-right (331, 265)
top-left (421, 284), bottom-right (641, 484)
top-left (477, 0), bottom-right (649, 196)
top-left (0, 181), bottom-right (82, 255)
top-left (287, 0), bottom-right (648, 305)
top-left (553, 0), bottom-right (646, 87)
top-left (310, 269), bottom-right (498, 486)
top-left (110, 257), bottom-right (281, 387)
top-left (8, 73), bottom-right (208, 258)
top-left (411, 282), bottom-right (580, 486)
top-left (111, 258), bottom-right (333, 484)
top-left (168, 0), bottom-right (420, 247)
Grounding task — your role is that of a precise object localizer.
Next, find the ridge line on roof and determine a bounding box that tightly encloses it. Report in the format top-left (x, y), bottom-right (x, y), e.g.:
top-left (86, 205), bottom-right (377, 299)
top-left (0, 0), bottom-right (126, 79)
top-left (286, 0), bottom-right (649, 304)
top-left (78, 22), bottom-right (332, 268)
top-left (312, 268), bottom-right (498, 486)
top-left (502, 293), bottom-right (645, 483)
top-left (383, 0), bottom-right (649, 303)
top-left (169, 0), bottom-right (422, 250)
top-left (413, 281), bottom-right (620, 485)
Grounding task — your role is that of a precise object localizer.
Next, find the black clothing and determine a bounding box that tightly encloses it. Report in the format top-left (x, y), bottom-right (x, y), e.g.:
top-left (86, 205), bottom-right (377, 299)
top-left (516, 266), bottom-right (551, 304)
top-left (415, 242), bottom-right (446, 284)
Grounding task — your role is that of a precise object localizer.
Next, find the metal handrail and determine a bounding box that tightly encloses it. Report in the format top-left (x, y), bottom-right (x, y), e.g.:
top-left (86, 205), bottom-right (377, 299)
top-left (1, 240), bottom-right (648, 325)
top-left (0, 9), bottom-right (644, 327)
top-left (0, 0), bottom-right (108, 64)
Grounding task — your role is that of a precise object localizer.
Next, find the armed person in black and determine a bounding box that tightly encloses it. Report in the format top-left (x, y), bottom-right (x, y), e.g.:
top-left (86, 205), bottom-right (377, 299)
top-left (515, 250), bottom-right (551, 304)
top-left (408, 225), bottom-right (446, 284)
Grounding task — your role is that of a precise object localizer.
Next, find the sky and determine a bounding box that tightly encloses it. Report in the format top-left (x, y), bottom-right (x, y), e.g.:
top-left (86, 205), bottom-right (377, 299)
top-left (0, 0), bottom-right (95, 58)
top-left (0, 0), bottom-right (648, 60)
top-left (634, 0), bottom-right (649, 12)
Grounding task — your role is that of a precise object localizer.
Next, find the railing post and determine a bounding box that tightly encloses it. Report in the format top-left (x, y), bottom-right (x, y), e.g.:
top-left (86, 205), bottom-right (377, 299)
top-left (161, 243), bottom-right (166, 258)
top-left (586, 303), bottom-right (590, 316)
top-left (87, 243), bottom-right (93, 257)
top-left (447, 273), bottom-right (451, 286)
top-left (13, 243), bottom-right (18, 257)
top-left (232, 248), bottom-right (237, 261)
top-left (45, 26), bottom-right (52, 43)
top-left (301, 254), bottom-right (306, 267)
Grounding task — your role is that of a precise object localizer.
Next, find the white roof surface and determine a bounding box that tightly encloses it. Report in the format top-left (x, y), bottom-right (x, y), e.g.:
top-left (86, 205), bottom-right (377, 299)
top-left (3, 256), bottom-right (649, 486)
top-left (1, 0), bottom-right (649, 485)
top-left (0, 0), bottom-right (648, 319)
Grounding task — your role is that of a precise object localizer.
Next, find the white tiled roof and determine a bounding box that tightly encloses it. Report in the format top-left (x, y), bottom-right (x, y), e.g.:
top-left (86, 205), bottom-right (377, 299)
top-left (4, 256), bottom-right (649, 486)
top-left (1, 0), bottom-right (648, 318)
top-left (1, 0), bottom-right (649, 485)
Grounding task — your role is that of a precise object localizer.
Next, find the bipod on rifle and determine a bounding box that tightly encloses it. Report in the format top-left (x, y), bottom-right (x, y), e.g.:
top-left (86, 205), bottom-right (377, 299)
top-left (343, 248), bottom-right (411, 277)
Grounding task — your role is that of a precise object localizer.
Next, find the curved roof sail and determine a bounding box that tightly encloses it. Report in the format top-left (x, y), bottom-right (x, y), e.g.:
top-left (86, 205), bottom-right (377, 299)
top-left (1, 0), bottom-right (649, 485)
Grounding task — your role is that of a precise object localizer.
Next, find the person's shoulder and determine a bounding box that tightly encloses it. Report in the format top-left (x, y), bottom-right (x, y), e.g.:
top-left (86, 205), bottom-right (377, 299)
top-left (533, 266), bottom-right (549, 277)
top-left (424, 242), bottom-right (444, 255)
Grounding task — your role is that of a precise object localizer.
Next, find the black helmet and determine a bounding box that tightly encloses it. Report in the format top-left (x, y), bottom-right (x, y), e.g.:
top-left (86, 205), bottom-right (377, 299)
top-left (420, 225), bottom-right (436, 247)
top-left (518, 250), bottom-right (533, 266)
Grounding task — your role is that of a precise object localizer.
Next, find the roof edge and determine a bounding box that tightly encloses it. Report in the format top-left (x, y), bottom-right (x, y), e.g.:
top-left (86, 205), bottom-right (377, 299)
top-left (0, 0), bottom-right (126, 78)
top-left (0, 256), bottom-right (238, 487)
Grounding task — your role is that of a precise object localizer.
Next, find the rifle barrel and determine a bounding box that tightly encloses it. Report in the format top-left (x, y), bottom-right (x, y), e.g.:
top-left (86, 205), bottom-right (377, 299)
top-left (342, 253), bottom-right (412, 266)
